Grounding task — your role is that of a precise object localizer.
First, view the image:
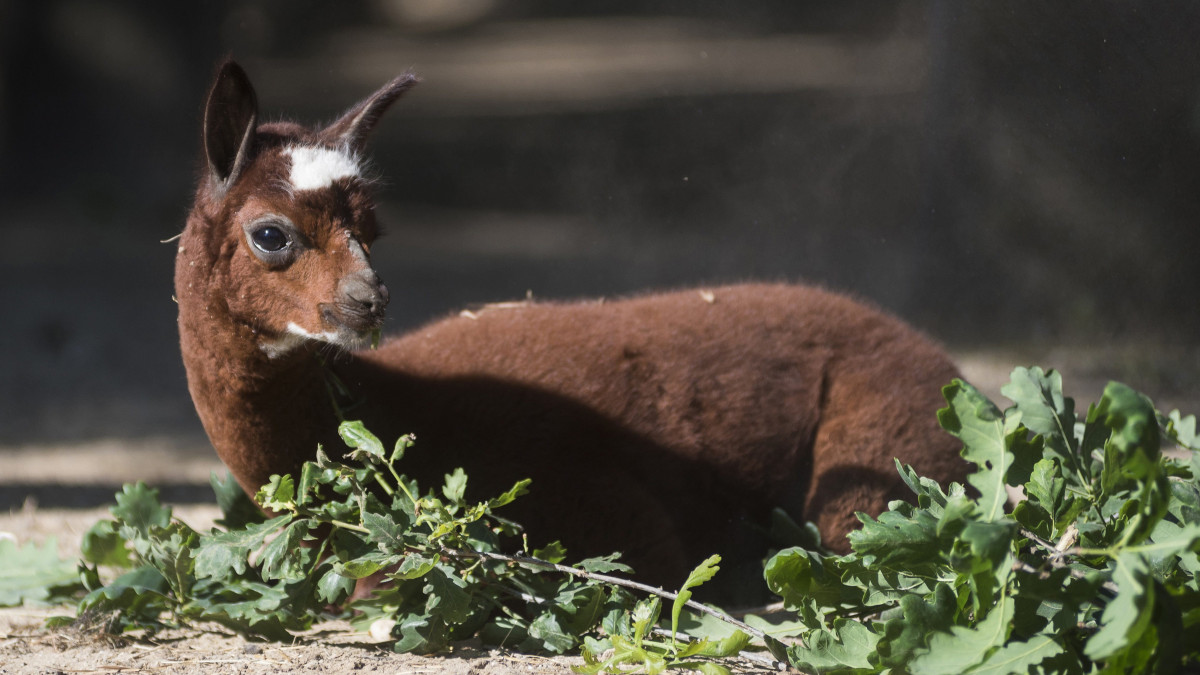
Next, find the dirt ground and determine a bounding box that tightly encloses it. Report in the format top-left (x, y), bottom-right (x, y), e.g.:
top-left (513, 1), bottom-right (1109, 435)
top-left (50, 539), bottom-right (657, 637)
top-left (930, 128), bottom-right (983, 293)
top-left (1, 602), bottom-right (578, 675)
top-left (1, 350), bottom-right (1196, 674)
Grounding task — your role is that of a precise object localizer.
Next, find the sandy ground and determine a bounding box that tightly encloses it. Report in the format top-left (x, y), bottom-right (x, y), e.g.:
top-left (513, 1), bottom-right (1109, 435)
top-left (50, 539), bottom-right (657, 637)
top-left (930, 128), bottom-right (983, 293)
top-left (1, 350), bottom-right (1195, 674)
top-left (0, 603), bottom-right (582, 675)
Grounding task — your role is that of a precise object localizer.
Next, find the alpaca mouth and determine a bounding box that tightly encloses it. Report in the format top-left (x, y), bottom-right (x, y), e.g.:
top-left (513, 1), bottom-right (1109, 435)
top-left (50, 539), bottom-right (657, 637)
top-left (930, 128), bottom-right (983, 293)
top-left (319, 301), bottom-right (386, 341)
top-left (265, 296), bottom-right (387, 357)
top-left (261, 318), bottom-right (379, 358)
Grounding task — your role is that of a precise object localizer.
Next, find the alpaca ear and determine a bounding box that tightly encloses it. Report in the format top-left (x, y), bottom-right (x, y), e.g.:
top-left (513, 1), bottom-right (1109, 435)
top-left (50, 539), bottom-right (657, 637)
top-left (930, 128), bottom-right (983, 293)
top-left (203, 60), bottom-right (258, 190)
top-left (319, 72), bottom-right (419, 151)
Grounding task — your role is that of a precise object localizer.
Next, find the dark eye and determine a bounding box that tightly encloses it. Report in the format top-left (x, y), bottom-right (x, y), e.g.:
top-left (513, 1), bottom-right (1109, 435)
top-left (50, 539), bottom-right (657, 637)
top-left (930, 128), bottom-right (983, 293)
top-left (251, 225), bottom-right (289, 253)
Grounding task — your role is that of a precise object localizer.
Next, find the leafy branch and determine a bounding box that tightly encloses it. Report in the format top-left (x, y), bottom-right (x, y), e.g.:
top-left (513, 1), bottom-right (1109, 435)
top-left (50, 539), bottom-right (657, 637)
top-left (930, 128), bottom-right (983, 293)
top-left (764, 368), bottom-right (1200, 673)
top-left (36, 421), bottom-right (776, 673)
top-left (5, 365), bottom-right (1198, 673)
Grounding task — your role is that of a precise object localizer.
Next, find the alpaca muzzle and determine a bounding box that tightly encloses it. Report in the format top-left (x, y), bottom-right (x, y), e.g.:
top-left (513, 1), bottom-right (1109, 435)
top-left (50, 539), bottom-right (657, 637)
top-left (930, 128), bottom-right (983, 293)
top-left (320, 270), bottom-right (389, 334)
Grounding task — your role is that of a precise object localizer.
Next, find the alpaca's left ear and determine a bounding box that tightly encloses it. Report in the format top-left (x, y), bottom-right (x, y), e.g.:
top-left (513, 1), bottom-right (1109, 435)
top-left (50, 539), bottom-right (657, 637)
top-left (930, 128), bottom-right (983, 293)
top-left (203, 59), bottom-right (259, 192)
top-left (319, 72), bottom-right (420, 151)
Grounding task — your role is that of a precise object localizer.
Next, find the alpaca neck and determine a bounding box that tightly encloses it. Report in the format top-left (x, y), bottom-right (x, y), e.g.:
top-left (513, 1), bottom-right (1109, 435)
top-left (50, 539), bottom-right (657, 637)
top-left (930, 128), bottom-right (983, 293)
top-left (177, 296), bottom-right (339, 496)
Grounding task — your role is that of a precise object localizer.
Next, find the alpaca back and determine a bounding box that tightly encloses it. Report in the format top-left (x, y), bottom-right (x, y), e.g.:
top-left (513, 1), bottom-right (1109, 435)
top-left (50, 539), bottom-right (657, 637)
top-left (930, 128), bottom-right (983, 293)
top-left (333, 284), bottom-right (963, 593)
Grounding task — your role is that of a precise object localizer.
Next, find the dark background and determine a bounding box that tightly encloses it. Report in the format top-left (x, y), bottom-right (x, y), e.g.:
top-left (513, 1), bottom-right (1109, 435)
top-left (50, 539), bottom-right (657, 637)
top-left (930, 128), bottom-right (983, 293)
top-left (1, 1), bottom-right (1198, 448)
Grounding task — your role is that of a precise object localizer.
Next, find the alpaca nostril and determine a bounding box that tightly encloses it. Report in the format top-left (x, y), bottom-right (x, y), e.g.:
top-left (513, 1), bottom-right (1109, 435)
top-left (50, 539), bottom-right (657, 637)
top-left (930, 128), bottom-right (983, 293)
top-left (361, 285), bottom-right (386, 315)
top-left (360, 279), bottom-right (388, 318)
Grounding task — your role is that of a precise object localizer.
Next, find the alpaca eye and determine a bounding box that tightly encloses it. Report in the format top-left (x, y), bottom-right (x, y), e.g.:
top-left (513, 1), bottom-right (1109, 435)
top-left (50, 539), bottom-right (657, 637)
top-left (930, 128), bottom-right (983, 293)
top-left (251, 225), bottom-right (289, 253)
top-left (243, 215), bottom-right (301, 267)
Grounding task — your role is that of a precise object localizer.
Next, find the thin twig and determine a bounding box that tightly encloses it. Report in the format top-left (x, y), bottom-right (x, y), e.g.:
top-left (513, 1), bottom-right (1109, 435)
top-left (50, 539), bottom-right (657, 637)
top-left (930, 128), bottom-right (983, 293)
top-left (649, 628), bottom-right (789, 671)
top-left (1021, 528), bottom-right (1061, 559)
top-left (1018, 527), bottom-right (1119, 595)
top-left (440, 546), bottom-right (781, 647)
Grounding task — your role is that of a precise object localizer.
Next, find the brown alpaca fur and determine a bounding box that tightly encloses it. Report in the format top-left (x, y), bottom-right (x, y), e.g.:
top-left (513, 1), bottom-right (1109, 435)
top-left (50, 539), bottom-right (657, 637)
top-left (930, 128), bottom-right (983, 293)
top-left (176, 61), bottom-right (966, 600)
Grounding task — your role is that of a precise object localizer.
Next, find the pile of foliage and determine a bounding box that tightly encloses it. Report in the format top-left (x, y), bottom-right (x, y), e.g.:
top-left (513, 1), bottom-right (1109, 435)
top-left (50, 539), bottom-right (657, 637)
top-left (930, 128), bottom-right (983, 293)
top-left (766, 368), bottom-right (1199, 673)
top-left (3, 366), bottom-right (1198, 673)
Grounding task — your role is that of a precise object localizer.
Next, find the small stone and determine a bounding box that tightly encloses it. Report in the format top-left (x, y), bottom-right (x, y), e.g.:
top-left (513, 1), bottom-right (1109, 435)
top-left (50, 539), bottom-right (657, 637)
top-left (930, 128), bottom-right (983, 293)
top-left (368, 618), bottom-right (397, 642)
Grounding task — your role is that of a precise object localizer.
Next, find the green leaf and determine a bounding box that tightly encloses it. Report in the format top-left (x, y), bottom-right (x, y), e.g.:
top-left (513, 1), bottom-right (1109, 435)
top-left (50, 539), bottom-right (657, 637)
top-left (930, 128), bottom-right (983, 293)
top-left (77, 564), bottom-right (172, 632)
top-left (424, 565), bottom-right (472, 624)
top-left (960, 520), bottom-right (1016, 571)
top-left (1164, 410), bottom-right (1198, 451)
top-left (1024, 458), bottom-right (1064, 515)
top-left (193, 515), bottom-right (291, 578)
top-left (256, 474), bottom-right (296, 512)
top-left (533, 541), bottom-right (568, 564)
top-left (763, 547), bottom-right (857, 626)
top-left (529, 611), bottom-right (576, 653)
top-left (1084, 552), bottom-right (1155, 661)
top-left (696, 629), bottom-right (751, 658)
top-left (1011, 566), bottom-right (1081, 637)
top-left (555, 585), bottom-right (606, 636)
top-left (1127, 522), bottom-right (1200, 560)
top-left (363, 510), bottom-right (410, 552)
top-left (1001, 366), bottom-right (1078, 463)
top-left (486, 478), bottom-right (532, 510)
top-left (442, 468), bottom-right (468, 505)
top-left (111, 482), bottom-right (172, 537)
top-left (0, 538), bottom-right (81, 606)
top-left (1097, 382), bottom-right (1160, 462)
top-left (316, 566), bottom-right (354, 605)
top-left (876, 583), bottom-right (958, 668)
top-left (145, 521), bottom-right (198, 599)
top-left (578, 554), bottom-right (634, 574)
top-left (187, 577), bottom-right (302, 640)
top-left (258, 520), bottom-right (310, 581)
top-left (939, 380), bottom-right (1010, 522)
top-left (909, 591), bottom-right (1015, 675)
top-left (80, 520), bottom-right (133, 568)
top-left (850, 505), bottom-right (945, 569)
top-left (786, 618), bottom-right (880, 672)
top-left (1012, 500), bottom-right (1054, 541)
top-left (969, 635), bottom-right (1064, 675)
top-left (630, 597), bottom-right (661, 644)
top-left (671, 554), bottom-right (720, 647)
top-left (392, 613), bottom-right (448, 654)
top-left (898, 459), bottom-right (955, 512)
top-left (338, 551), bottom-right (400, 579)
top-left (339, 420), bottom-right (387, 461)
top-left (738, 613), bottom-right (806, 640)
top-left (393, 552), bottom-right (438, 580)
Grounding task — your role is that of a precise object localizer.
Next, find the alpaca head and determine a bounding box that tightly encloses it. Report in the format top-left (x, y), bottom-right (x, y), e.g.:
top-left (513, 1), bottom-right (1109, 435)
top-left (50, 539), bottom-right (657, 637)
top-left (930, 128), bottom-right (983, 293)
top-left (177, 61), bottom-right (418, 358)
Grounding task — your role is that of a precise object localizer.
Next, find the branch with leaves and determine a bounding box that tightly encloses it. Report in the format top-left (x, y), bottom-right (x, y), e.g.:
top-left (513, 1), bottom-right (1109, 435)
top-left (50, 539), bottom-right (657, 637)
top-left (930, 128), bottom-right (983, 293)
top-left (763, 368), bottom-right (1200, 673)
top-left (4, 366), bottom-right (1198, 673)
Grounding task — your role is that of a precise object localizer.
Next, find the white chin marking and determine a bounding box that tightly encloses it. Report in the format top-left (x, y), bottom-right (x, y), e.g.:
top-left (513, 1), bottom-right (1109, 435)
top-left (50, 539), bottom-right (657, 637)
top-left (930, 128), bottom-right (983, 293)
top-left (285, 321), bottom-right (341, 343)
top-left (260, 322), bottom-right (351, 358)
top-left (284, 145), bottom-right (361, 191)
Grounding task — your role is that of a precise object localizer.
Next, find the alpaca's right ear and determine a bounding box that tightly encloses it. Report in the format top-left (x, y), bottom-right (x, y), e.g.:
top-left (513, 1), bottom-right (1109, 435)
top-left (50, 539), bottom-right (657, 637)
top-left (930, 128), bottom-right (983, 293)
top-left (203, 60), bottom-right (258, 192)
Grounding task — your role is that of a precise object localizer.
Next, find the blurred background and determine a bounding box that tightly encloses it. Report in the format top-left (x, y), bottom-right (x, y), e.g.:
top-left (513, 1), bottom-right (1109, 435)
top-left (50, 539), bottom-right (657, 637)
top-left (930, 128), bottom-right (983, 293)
top-left (1, 1), bottom-right (1197, 504)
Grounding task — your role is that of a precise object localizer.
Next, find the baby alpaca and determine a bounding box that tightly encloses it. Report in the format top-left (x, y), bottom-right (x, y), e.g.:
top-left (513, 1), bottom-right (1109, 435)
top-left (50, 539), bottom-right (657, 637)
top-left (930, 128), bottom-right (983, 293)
top-left (176, 60), bottom-right (966, 599)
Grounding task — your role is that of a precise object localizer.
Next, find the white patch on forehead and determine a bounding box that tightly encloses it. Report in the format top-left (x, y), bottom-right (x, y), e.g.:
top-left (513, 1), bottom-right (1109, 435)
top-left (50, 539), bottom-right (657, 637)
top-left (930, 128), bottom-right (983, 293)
top-left (283, 145), bottom-right (361, 191)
